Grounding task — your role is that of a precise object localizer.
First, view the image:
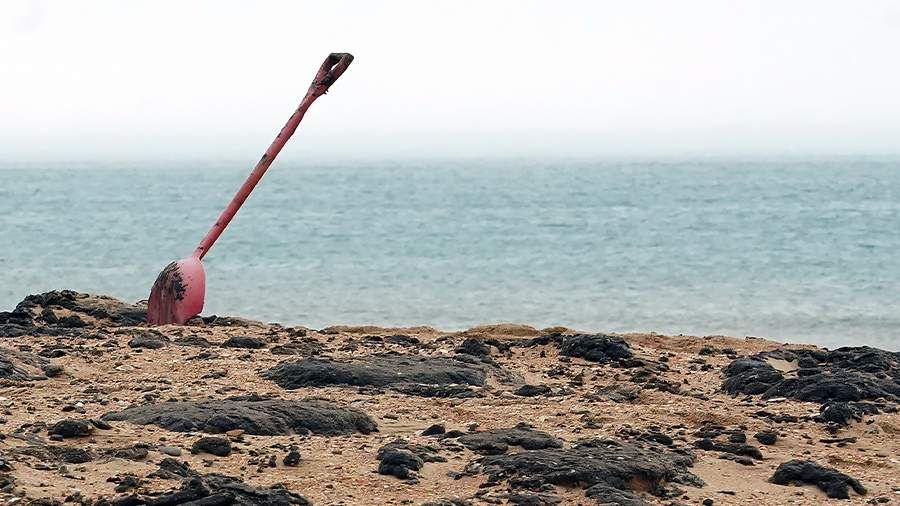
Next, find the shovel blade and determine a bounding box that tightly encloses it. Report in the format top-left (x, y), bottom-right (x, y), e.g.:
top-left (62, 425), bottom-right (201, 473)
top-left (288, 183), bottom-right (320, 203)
top-left (147, 257), bottom-right (205, 325)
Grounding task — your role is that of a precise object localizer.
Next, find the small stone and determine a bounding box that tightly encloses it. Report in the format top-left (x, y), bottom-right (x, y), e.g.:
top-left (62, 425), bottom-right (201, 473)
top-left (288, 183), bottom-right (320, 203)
top-left (283, 450), bottom-right (302, 467)
top-left (222, 335), bottom-right (266, 349)
top-left (754, 431), bottom-right (778, 446)
top-left (514, 384), bottom-right (552, 397)
top-left (159, 446), bottom-right (182, 456)
top-left (49, 419), bottom-right (94, 439)
top-left (42, 364), bottom-right (64, 377)
top-left (422, 423), bottom-right (446, 436)
top-left (191, 436), bottom-right (232, 457)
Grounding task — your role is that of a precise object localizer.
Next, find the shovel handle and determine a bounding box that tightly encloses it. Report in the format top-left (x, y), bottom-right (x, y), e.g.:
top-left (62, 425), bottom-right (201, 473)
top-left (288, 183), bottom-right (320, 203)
top-left (192, 52), bottom-right (354, 260)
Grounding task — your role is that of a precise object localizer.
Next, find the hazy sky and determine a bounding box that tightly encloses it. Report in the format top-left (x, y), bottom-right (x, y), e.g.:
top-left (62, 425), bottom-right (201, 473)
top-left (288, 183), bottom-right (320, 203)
top-left (2, 0), bottom-right (899, 161)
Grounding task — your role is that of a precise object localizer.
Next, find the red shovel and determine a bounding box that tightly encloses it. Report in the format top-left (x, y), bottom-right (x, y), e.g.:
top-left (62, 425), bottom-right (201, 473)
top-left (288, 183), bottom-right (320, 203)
top-left (147, 52), bottom-right (354, 325)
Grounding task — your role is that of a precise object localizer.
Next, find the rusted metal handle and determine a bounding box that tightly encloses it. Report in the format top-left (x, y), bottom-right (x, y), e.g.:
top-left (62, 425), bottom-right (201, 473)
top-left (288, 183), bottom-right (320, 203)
top-left (311, 52), bottom-right (354, 93)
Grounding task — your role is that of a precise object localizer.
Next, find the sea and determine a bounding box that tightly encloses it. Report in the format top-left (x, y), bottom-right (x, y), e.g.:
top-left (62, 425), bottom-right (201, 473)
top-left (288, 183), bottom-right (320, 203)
top-left (1, 157), bottom-right (898, 350)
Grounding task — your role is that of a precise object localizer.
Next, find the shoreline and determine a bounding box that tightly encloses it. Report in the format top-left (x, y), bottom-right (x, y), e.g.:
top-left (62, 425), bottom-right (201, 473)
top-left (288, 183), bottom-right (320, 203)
top-left (0, 290), bottom-right (896, 505)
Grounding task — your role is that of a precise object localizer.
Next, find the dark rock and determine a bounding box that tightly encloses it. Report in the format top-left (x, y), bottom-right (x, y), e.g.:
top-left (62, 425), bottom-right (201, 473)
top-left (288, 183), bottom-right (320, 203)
top-left (381, 439), bottom-right (446, 464)
top-left (638, 430), bottom-right (673, 447)
top-left (14, 290), bottom-right (145, 327)
top-left (148, 457), bottom-right (194, 479)
top-left (49, 446), bottom-right (93, 464)
top-left (694, 438), bottom-right (763, 460)
top-left (507, 491), bottom-right (562, 505)
top-left (384, 334), bottom-right (421, 346)
top-left (770, 459), bottom-right (866, 499)
top-left (558, 334), bottom-right (633, 364)
top-left (283, 449), bottom-right (302, 467)
top-left (514, 384), bottom-right (551, 397)
top-left (422, 423), bottom-right (446, 436)
top-left (114, 475), bottom-right (142, 493)
top-left (597, 384), bottom-right (641, 402)
top-left (721, 358), bottom-right (784, 396)
top-left (128, 334), bottom-right (167, 349)
top-left (263, 354), bottom-right (491, 390)
top-left (270, 340), bottom-right (322, 356)
top-left (455, 337), bottom-right (491, 357)
top-left (727, 432), bottom-right (746, 444)
top-left (458, 423), bottom-right (563, 455)
top-left (173, 335), bottom-right (213, 347)
top-left (421, 499), bottom-right (471, 506)
top-left (584, 485), bottom-right (646, 506)
top-left (102, 395), bottom-right (377, 436)
top-left (694, 424), bottom-right (726, 439)
top-left (41, 363), bottom-right (64, 377)
top-left (133, 473), bottom-right (309, 505)
top-left (48, 419), bottom-right (94, 438)
top-left (753, 410), bottom-right (799, 423)
top-left (376, 439), bottom-right (444, 480)
top-left (221, 335), bottom-right (266, 349)
top-left (0, 347), bottom-right (46, 381)
top-left (817, 401), bottom-right (881, 427)
top-left (754, 431), bottom-right (778, 445)
top-left (57, 315), bottom-right (87, 328)
top-left (191, 436), bottom-right (232, 457)
top-left (471, 437), bottom-right (703, 505)
top-left (722, 347), bottom-right (899, 410)
top-left (106, 446), bottom-right (149, 461)
top-left (377, 447), bottom-right (423, 479)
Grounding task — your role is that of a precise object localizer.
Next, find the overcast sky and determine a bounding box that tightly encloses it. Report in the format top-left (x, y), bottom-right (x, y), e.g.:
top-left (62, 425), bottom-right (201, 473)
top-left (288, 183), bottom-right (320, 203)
top-left (2, 0), bottom-right (899, 161)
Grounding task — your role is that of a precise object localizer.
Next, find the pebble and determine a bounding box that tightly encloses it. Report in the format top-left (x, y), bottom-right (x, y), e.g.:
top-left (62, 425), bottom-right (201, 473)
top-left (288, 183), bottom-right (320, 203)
top-left (159, 446), bottom-right (182, 456)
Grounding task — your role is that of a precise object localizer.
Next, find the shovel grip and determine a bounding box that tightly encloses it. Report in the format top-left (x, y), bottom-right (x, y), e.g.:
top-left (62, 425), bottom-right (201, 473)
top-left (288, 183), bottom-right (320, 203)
top-left (313, 53), bottom-right (354, 91)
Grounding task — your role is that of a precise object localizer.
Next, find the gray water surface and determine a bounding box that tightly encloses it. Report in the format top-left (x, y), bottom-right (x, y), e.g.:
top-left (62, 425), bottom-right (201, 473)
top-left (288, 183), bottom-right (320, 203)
top-left (1, 158), bottom-right (898, 350)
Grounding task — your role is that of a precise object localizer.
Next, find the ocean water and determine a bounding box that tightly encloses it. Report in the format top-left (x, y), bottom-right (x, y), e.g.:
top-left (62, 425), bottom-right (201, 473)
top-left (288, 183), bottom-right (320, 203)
top-left (1, 158), bottom-right (898, 350)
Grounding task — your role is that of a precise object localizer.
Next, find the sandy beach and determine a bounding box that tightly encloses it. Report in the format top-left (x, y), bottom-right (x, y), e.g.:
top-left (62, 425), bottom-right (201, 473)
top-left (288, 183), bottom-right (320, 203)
top-left (0, 290), bottom-right (897, 505)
